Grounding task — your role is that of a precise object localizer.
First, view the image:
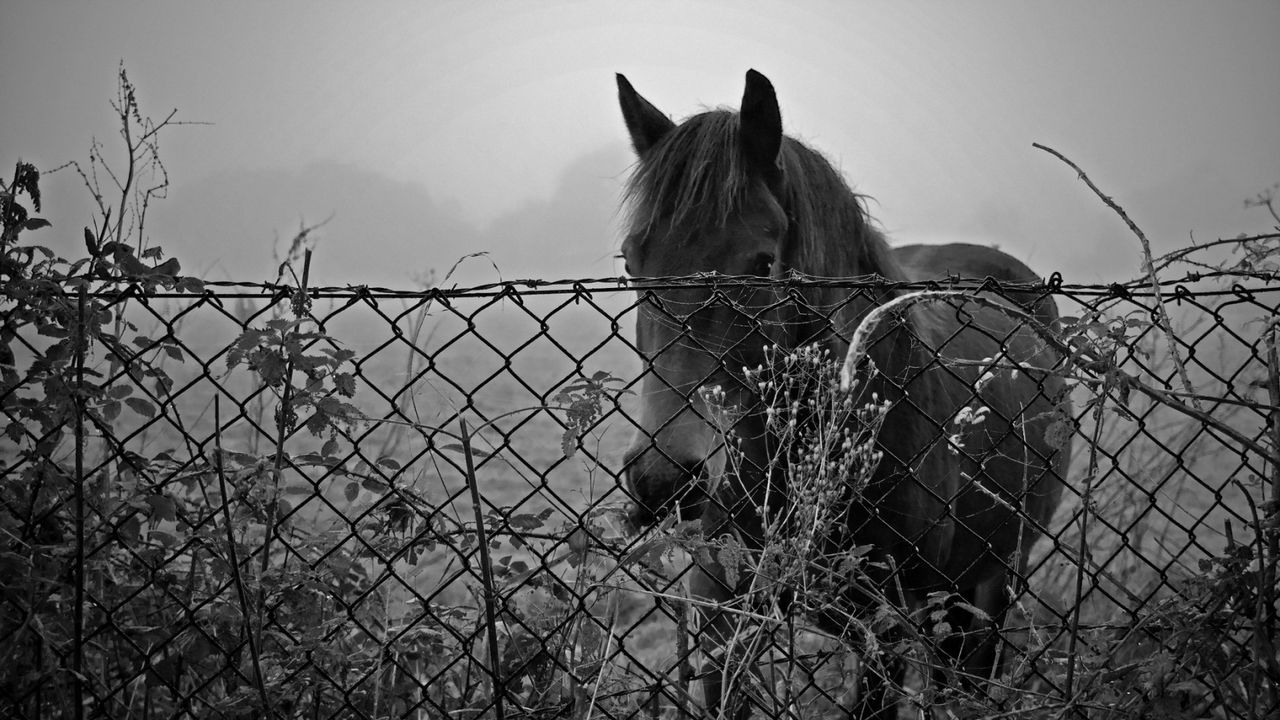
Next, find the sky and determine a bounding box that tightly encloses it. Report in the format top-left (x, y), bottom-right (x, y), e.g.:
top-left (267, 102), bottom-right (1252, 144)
top-left (2, 1), bottom-right (1278, 286)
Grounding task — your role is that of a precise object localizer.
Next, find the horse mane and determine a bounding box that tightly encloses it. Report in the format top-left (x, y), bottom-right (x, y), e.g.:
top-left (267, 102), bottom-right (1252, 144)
top-left (623, 109), bottom-right (908, 282)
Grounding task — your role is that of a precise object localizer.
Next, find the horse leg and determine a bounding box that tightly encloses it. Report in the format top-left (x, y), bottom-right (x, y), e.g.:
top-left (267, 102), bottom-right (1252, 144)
top-left (689, 551), bottom-right (754, 720)
top-left (852, 640), bottom-right (906, 720)
top-left (964, 573), bottom-right (1012, 683)
top-left (934, 573), bottom-right (1011, 699)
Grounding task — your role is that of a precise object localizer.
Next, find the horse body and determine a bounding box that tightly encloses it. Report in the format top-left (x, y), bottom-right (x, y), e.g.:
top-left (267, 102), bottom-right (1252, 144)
top-left (616, 70), bottom-right (1070, 717)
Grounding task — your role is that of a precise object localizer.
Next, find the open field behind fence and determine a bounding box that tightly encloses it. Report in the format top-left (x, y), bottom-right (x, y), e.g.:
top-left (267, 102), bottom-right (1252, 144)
top-left (2, 275), bottom-right (1277, 719)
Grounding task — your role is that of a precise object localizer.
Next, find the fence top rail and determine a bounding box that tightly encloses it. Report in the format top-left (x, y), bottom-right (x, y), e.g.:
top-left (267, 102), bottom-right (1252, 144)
top-left (31, 272), bottom-right (1280, 302)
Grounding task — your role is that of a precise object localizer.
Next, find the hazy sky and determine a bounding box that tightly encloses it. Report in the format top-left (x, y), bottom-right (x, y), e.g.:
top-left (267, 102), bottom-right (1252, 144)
top-left (3, 1), bottom-right (1278, 285)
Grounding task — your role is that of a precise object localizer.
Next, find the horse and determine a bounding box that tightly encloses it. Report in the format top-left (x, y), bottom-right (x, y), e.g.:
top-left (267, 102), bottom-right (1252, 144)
top-left (616, 69), bottom-right (1072, 717)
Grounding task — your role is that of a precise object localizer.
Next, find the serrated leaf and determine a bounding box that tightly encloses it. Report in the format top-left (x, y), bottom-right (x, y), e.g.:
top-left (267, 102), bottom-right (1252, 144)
top-left (234, 329), bottom-right (268, 350)
top-left (334, 373), bottom-right (357, 397)
top-left (253, 352), bottom-right (287, 386)
top-left (265, 318), bottom-right (299, 332)
top-left (162, 345), bottom-right (183, 361)
top-left (304, 412), bottom-right (329, 436)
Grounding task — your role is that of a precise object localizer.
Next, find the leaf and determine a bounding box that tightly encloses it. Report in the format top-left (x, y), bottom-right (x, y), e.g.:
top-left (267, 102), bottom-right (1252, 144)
top-left (509, 513), bottom-right (545, 531)
top-left (119, 253), bottom-right (151, 276)
top-left (162, 344), bottom-right (184, 361)
top-left (119, 516), bottom-right (142, 539)
top-left (148, 530), bottom-right (178, 547)
top-left (344, 482), bottom-right (359, 503)
top-left (107, 384), bottom-right (135, 399)
top-left (265, 318), bottom-right (299, 332)
top-left (253, 352), bottom-right (288, 386)
top-left (234, 328), bottom-right (269, 351)
top-left (304, 412), bottom-right (330, 436)
top-left (176, 276), bottom-right (205, 294)
top-left (83, 227), bottom-right (100, 256)
top-left (22, 217), bottom-right (51, 232)
top-left (145, 494), bottom-right (177, 522)
top-left (126, 397), bottom-right (156, 418)
top-left (375, 456), bottom-right (400, 470)
top-left (321, 438), bottom-right (340, 457)
top-left (334, 373), bottom-right (357, 397)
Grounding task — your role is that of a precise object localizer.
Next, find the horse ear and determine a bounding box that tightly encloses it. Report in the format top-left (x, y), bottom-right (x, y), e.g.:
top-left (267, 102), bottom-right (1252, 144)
top-left (617, 74), bottom-right (675, 156)
top-left (740, 69), bottom-right (782, 180)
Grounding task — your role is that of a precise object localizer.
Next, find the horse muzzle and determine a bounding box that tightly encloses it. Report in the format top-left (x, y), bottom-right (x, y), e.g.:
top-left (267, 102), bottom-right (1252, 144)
top-left (623, 451), bottom-right (708, 528)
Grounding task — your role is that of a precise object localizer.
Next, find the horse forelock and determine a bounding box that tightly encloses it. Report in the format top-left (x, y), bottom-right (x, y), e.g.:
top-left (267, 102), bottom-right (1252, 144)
top-left (622, 108), bottom-right (907, 286)
top-left (622, 110), bottom-right (750, 244)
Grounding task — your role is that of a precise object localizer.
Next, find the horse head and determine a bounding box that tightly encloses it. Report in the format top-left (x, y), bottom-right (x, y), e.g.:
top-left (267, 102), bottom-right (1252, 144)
top-left (616, 70), bottom-right (797, 528)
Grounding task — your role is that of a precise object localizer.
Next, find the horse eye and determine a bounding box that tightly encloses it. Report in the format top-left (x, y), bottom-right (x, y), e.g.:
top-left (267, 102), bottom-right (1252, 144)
top-left (752, 252), bottom-right (775, 277)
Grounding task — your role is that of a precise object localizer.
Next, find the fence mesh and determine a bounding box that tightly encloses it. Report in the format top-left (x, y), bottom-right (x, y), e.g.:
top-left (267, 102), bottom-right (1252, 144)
top-left (2, 275), bottom-right (1277, 719)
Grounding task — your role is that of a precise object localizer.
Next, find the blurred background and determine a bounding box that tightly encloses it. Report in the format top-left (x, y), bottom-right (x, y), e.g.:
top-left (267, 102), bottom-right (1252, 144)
top-left (3, 0), bottom-right (1277, 286)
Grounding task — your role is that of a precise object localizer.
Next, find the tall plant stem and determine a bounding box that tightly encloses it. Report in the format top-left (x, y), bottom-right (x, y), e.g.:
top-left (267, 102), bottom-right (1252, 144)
top-left (215, 397), bottom-right (270, 715)
top-left (257, 251), bottom-right (311, 605)
top-left (460, 418), bottom-right (506, 720)
top-left (73, 289), bottom-right (86, 720)
top-left (1032, 142), bottom-right (1201, 411)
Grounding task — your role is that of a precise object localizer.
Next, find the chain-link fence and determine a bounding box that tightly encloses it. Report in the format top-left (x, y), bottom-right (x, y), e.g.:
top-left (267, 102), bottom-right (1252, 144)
top-left (2, 275), bottom-right (1277, 719)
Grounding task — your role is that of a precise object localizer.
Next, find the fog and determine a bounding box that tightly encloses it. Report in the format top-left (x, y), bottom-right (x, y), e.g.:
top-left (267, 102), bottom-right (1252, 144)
top-left (3, 1), bottom-right (1278, 286)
